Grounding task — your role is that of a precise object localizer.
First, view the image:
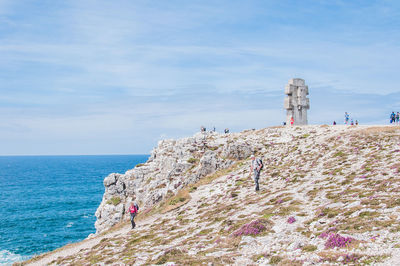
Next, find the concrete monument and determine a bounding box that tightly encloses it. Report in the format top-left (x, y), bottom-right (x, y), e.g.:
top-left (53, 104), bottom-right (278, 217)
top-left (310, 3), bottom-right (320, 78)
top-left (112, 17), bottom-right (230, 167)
top-left (284, 78), bottom-right (310, 125)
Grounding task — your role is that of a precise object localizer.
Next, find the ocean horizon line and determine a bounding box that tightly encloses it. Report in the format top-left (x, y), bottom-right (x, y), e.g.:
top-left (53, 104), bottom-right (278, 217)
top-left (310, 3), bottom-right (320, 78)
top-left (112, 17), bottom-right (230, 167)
top-left (0, 153), bottom-right (150, 157)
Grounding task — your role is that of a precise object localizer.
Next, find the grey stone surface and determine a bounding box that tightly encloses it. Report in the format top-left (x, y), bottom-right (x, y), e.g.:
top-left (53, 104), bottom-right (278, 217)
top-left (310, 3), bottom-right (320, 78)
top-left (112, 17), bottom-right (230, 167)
top-left (284, 78), bottom-right (310, 125)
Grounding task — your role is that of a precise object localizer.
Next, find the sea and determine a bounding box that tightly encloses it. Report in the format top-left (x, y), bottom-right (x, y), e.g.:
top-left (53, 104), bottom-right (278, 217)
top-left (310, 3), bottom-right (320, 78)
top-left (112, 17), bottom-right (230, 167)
top-left (0, 155), bottom-right (149, 265)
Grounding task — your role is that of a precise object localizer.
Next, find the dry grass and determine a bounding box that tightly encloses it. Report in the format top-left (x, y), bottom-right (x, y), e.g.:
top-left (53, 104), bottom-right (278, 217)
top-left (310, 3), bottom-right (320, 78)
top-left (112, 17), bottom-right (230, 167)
top-left (358, 126), bottom-right (399, 135)
top-left (160, 189), bottom-right (191, 214)
top-left (194, 160), bottom-right (245, 187)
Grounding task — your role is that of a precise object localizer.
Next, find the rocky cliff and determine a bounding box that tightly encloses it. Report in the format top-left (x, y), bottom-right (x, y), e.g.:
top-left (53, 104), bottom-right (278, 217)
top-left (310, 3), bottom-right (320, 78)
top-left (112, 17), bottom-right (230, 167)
top-left (95, 131), bottom-right (253, 233)
top-left (26, 125), bottom-right (400, 265)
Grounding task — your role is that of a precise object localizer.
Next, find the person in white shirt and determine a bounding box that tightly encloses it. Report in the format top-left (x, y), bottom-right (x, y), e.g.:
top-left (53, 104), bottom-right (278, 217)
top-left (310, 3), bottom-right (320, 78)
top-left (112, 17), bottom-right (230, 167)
top-left (250, 154), bottom-right (263, 191)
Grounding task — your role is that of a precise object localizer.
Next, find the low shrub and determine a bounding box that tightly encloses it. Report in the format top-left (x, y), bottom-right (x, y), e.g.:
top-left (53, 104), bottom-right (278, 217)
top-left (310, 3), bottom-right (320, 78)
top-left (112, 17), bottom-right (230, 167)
top-left (232, 219), bottom-right (268, 237)
top-left (324, 233), bottom-right (354, 249)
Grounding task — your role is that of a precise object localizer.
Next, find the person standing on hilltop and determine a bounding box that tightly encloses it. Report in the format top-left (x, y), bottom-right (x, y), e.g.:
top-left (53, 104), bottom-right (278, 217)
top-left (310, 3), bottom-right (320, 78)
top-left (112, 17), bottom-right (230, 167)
top-left (344, 112), bottom-right (349, 125)
top-left (396, 112), bottom-right (400, 125)
top-left (390, 112), bottom-right (396, 124)
top-left (126, 202), bottom-right (139, 229)
top-left (250, 154), bottom-right (263, 192)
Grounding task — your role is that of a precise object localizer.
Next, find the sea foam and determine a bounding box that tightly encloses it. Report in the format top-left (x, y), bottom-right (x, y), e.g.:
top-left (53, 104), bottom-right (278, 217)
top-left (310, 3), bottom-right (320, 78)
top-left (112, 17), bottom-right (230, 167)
top-left (0, 250), bottom-right (29, 265)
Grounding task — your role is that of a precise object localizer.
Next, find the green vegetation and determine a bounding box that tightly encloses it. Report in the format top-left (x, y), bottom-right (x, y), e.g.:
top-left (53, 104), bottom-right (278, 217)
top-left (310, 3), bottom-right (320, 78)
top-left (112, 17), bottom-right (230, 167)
top-left (106, 196), bottom-right (121, 206)
top-left (169, 197), bottom-right (186, 205)
top-left (269, 255), bottom-right (282, 265)
top-left (333, 151), bottom-right (346, 157)
top-left (187, 158), bottom-right (199, 164)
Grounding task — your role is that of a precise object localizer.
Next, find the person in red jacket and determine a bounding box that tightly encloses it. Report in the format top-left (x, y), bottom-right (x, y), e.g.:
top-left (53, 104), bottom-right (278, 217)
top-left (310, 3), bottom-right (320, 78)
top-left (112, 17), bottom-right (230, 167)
top-left (126, 202), bottom-right (139, 229)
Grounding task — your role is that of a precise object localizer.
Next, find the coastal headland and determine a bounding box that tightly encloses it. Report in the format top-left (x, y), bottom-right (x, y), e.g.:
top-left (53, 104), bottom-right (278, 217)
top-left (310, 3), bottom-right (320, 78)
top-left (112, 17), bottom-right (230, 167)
top-left (22, 125), bottom-right (400, 265)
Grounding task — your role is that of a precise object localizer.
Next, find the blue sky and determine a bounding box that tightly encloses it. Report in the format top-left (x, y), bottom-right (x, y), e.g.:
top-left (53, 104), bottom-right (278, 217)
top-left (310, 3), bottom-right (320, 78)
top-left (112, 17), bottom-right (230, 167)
top-left (1, 0), bottom-right (399, 155)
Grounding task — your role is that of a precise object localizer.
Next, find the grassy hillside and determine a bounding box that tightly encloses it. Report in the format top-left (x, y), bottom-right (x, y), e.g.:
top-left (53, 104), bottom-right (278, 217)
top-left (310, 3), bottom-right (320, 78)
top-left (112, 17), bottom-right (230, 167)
top-left (24, 125), bottom-right (400, 265)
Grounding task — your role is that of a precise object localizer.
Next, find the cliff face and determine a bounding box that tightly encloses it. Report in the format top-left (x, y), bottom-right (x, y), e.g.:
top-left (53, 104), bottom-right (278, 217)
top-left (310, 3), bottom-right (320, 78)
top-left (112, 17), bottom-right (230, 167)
top-left (95, 131), bottom-right (254, 233)
top-left (39, 125), bottom-right (400, 265)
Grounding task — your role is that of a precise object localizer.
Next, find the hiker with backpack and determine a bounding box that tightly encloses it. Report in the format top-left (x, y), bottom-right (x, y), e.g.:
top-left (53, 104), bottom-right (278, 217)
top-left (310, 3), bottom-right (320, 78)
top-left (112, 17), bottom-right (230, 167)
top-left (126, 202), bottom-right (139, 229)
top-left (250, 154), bottom-right (263, 191)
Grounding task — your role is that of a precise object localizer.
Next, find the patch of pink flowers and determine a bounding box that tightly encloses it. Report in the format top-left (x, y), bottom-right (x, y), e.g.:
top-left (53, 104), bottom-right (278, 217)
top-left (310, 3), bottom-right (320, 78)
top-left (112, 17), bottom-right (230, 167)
top-left (319, 227), bottom-right (337, 238)
top-left (287, 216), bottom-right (296, 224)
top-left (232, 220), bottom-right (267, 237)
top-left (324, 233), bottom-right (354, 249)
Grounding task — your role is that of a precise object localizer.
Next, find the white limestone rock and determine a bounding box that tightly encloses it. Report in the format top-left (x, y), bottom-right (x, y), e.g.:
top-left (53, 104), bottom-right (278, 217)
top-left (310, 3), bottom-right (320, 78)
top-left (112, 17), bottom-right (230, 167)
top-left (94, 131), bottom-right (250, 233)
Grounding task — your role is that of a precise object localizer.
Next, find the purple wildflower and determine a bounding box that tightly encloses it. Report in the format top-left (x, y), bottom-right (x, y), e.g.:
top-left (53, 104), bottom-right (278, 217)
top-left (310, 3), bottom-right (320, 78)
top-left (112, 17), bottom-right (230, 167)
top-left (287, 216), bottom-right (296, 224)
top-left (319, 227), bottom-right (337, 238)
top-left (324, 233), bottom-right (354, 249)
top-left (232, 220), bottom-right (267, 237)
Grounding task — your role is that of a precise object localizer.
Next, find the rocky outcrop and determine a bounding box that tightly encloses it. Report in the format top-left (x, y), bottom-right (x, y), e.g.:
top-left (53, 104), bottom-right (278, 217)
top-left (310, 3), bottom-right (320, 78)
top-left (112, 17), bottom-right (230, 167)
top-left (95, 131), bottom-right (258, 233)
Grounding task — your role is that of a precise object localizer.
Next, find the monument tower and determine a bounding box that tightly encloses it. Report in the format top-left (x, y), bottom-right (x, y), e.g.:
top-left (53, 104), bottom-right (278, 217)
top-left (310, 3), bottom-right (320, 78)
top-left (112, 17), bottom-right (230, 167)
top-left (284, 78), bottom-right (310, 125)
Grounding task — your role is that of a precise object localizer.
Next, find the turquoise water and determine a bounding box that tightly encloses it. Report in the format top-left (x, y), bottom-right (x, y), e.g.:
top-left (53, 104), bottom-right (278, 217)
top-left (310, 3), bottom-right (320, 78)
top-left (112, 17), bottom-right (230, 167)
top-left (0, 155), bottom-right (148, 265)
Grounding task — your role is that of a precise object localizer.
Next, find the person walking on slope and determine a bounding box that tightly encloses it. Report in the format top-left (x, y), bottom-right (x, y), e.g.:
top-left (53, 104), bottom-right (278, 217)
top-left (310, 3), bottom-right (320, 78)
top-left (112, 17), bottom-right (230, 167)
top-left (396, 112), bottom-right (400, 125)
top-left (290, 117), bottom-right (294, 126)
top-left (126, 202), bottom-right (139, 229)
top-left (250, 154), bottom-right (263, 191)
